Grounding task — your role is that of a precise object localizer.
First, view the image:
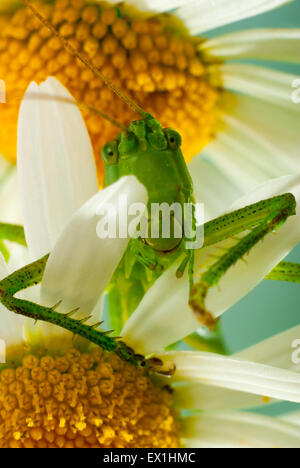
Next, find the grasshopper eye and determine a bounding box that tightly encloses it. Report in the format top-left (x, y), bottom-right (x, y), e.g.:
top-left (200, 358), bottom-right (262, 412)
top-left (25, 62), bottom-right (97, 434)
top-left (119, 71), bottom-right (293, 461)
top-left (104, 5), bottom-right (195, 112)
top-left (164, 129), bottom-right (182, 150)
top-left (102, 141), bottom-right (119, 164)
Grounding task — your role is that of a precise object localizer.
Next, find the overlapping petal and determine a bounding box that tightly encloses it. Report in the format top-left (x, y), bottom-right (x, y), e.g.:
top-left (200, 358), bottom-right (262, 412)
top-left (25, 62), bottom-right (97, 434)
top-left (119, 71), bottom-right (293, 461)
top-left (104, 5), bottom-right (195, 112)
top-left (173, 381), bottom-right (276, 411)
top-left (188, 156), bottom-right (242, 220)
top-left (122, 262), bottom-right (193, 355)
top-left (41, 176), bottom-right (148, 319)
top-left (220, 65), bottom-right (298, 112)
top-left (159, 351), bottom-right (300, 403)
top-left (181, 412), bottom-right (300, 448)
top-left (201, 29), bottom-right (300, 63)
top-left (175, 0), bottom-right (292, 34)
top-left (174, 324), bottom-right (300, 411)
top-left (280, 411), bottom-right (300, 427)
top-left (206, 95), bottom-right (300, 196)
top-left (236, 324), bottom-right (300, 371)
top-left (0, 160), bottom-right (22, 225)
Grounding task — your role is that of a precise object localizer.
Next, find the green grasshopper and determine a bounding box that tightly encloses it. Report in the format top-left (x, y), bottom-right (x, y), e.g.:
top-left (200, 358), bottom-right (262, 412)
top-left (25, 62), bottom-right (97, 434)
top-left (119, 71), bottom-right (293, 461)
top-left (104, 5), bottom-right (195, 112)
top-left (101, 120), bottom-right (298, 333)
top-left (102, 115), bottom-right (199, 332)
top-left (0, 0), bottom-right (299, 369)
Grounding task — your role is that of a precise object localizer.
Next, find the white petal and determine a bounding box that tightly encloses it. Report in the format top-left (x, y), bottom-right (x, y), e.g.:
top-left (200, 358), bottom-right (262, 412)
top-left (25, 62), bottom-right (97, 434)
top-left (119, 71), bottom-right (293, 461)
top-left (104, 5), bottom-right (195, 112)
top-left (181, 412), bottom-right (300, 448)
top-left (219, 64), bottom-right (298, 111)
top-left (218, 96), bottom-right (300, 178)
top-left (188, 155), bottom-right (242, 221)
top-left (202, 137), bottom-right (274, 194)
top-left (17, 78), bottom-right (98, 261)
top-left (176, 325), bottom-right (300, 411)
top-left (135, 0), bottom-right (192, 11)
top-left (222, 115), bottom-right (299, 175)
top-left (0, 165), bottom-right (28, 274)
top-left (0, 252), bottom-right (8, 279)
top-left (0, 162), bottom-right (22, 225)
top-left (207, 95), bottom-right (300, 197)
top-left (235, 325), bottom-right (300, 372)
top-left (204, 105), bottom-right (300, 196)
top-left (0, 254), bottom-right (25, 347)
top-left (41, 176), bottom-right (148, 319)
top-left (201, 29), bottom-right (300, 63)
top-left (94, 0), bottom-right (174, 11)
top-left (123, 175), bottom-right (300, 354)
top-left (0, 303), bottom-right (24, 349)
top-left (234, 96), bottom-right (300, 159)
top-left (6, 244), bottom-right (30, 276)
top-left (160, 351), bottom-right (300, 403)
top-left (280, 411), bottom-right (300, 427)
top-left (176, 0), bottom-right (291, 35)
top-left (174, 381), bottom-right (276, 411)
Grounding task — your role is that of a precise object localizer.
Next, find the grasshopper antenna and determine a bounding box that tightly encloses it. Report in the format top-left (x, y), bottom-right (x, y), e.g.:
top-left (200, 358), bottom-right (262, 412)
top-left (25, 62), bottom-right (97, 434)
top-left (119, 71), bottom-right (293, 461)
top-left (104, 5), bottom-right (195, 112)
top-left (66, 100), bottom-right (127, 131)
top-left (22, 0), bottom-right (148, 119)
top-left (28, 92), bottom-right (127, 131)
top-left (4, 89), bottom-right (127, 131)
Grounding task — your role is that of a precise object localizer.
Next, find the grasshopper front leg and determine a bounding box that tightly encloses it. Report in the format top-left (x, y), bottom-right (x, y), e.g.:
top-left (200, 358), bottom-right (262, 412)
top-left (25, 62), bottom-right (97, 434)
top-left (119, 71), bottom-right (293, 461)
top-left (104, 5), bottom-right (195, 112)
top-left (0, 256), bottom-right (144, 367)
top-left (189, 193), bottom-right (297, 327)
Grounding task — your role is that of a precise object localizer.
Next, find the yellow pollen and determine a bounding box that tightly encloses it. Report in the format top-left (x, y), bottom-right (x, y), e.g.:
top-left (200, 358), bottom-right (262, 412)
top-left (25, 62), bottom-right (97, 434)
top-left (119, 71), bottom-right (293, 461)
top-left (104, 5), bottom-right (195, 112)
top-left (262, 396), bottom-right (271, 404)
top-left (0, 0), bottom-right (221, 182)
top-left (0, 347), bottom-right (180, 448)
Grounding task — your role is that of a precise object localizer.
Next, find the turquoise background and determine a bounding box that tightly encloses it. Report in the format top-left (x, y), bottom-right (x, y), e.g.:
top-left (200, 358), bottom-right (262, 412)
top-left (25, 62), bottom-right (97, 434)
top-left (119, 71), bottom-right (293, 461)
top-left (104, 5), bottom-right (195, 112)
top-left (208, 0), bottom-right (300, 415)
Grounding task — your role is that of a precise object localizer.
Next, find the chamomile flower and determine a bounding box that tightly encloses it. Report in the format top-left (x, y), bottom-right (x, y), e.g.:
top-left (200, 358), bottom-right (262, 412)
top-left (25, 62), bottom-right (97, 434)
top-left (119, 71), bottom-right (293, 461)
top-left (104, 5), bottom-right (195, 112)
top-left (0, 77), bottom-right (300, 448)
top-left (0, 0), bottom-right (299, 212)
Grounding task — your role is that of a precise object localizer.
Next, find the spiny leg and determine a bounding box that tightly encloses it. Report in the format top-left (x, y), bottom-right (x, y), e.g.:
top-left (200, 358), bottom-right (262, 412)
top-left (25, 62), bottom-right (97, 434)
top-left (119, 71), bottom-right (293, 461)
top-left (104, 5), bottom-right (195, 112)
top-left (189, 193), bottom-right (296, 327)
top-left (203, 194), bottom-right (295, 247)
top-left (266, 261), bottom-right (300, 283)
top-left (0, 256), bottom-right (144, 368)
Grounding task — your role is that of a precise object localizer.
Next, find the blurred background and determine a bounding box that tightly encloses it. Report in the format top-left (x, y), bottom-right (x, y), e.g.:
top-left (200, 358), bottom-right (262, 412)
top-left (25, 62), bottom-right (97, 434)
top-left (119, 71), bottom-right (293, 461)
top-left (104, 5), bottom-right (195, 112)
top-left (212, 0), bottom-right (300, 416)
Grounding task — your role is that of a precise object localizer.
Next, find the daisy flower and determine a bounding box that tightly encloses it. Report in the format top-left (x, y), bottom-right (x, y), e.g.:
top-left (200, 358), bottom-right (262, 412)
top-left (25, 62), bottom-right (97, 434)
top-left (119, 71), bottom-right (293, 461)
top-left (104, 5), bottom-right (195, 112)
top-left (0, 77), bottom-right (300, 448)
top-left (0, 0), bottom-right (299, 216)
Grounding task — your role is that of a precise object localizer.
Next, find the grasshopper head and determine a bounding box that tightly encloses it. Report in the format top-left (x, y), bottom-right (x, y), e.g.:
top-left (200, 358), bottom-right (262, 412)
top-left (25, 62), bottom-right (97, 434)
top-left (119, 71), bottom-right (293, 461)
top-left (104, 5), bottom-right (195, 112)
top-left (101, 114), bottom-right (192, 202)
top-left (101, 116), bottom-right (193, 252)
top-left (101, 114), bottom-right (182, 169)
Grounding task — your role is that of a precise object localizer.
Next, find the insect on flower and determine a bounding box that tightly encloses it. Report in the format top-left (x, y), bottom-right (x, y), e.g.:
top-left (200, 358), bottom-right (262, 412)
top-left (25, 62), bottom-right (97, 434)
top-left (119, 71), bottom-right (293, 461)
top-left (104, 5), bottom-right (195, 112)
top-left (0, 2), bottom-right (300, 449)
top-left (0, 0), bottom-right (299, 345)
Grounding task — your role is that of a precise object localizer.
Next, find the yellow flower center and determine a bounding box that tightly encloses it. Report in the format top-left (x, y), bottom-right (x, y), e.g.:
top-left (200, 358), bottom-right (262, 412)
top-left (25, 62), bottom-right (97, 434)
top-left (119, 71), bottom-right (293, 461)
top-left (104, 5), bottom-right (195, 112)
top-left (0, 346), bottom-right (180, 448)
top-left (0, 0), bottom-right (221, 182)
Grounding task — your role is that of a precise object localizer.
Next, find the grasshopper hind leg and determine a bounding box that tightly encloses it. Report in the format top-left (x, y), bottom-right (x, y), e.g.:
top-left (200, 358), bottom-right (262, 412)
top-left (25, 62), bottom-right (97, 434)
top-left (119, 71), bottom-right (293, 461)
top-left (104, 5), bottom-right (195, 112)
top-left (266, 262), bottom-right (300, 283)
top-left (189, 193), bottom-right (297, 328)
